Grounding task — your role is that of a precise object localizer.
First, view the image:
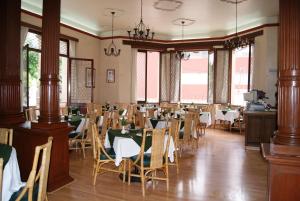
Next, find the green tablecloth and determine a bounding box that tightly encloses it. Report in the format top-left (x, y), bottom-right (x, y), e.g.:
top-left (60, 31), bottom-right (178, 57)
top-left (108, 129), bottom-right (152, 151)
top-left (0, 144), bottom-right (12, 167)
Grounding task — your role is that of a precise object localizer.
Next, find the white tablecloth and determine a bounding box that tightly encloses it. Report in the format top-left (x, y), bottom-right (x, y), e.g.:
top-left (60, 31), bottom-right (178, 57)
top-left (104, 132), bottom-right (175, 166)
top-left (2, 148), bottom-right (25, 201)
top-left (199, 112), bottom-right (212, 127)
top-left (215, 110), bottom-right (239, 124)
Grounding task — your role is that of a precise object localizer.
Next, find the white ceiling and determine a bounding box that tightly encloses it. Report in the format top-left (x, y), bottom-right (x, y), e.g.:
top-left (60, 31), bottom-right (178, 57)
top-left (21, 0), bottom-right (279, 40)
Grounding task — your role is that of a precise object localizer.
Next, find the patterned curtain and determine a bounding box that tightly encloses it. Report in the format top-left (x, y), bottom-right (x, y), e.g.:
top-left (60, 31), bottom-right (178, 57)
top-left (131, 48), bottom-right (138, 103)
top-left (170, 53), bottom-right (181, 103)
top-left (160, 52), bottom-right (181, 103)
top-left (160, 53), bottom-right (171, 102)
top-left (208, 51), bottom-right (214, 104)
top-left (215, 50), bottom-right (229, 103)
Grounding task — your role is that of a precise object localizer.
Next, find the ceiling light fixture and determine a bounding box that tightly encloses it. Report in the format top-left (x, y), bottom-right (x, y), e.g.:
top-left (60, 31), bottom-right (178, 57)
top-left (104, 11), bottom-right (121, 56)
top-left (176, 21), bottom-right (190, 61)
top-left (153, 0), bottom-right (183, 11)
top-left (223, 0), bottom-right (249, 49)
top-left (127, 0), bottom-right (154, 40)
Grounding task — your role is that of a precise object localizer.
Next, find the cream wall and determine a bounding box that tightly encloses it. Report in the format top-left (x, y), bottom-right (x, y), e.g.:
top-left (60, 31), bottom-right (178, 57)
top-left (98, 39), bottom-right (132, 104)
top-left (253, 26), bottom-right (278, 106)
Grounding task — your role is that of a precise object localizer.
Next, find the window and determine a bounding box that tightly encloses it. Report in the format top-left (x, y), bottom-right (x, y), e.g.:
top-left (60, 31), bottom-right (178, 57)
top-left (231, 46), bottom-right (251, 106)
top-left (23, 31), bottom-right (69, 107)
top-left (136, 51), bottom-right (160, 103)
top-left (180, 51), bottom-right (209, 103)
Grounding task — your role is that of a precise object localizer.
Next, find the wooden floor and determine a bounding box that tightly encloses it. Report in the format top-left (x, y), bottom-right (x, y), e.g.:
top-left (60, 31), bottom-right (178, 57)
top-left (48, 129), bottom-right (268, 201)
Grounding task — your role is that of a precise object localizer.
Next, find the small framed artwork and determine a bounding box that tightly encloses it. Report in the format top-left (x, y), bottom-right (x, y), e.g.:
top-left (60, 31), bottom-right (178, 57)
top-left (106, 69), bottom-right (115, 83)
top-left (85, 67), bottom-right (95, 88)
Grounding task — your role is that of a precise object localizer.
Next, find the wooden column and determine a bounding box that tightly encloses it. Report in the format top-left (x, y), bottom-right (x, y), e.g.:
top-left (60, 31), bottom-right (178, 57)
top-left (0, 0), bottom-right (24, 126)
top-left (38, 0), bottom-right (61, 124)
top-left (262, 1), bottom-right (300, 200)
top-left (14, 0), bottom-right (73, 192)
top-left (274, 0), bottom-right (300, 146)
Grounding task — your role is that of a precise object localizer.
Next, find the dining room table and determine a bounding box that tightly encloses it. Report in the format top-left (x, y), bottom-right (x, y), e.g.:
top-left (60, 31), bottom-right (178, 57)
top-left (0, 144), bottom-right (25, 201)
top-left (104, 128), bottom-right (175, 166)
top-left (215, 109), bottom-right (240, 124)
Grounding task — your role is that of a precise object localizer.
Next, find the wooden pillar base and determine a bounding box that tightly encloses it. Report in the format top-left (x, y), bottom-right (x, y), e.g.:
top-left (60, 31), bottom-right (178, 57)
top-left (262, 143), bottom-right (300, 201)
top-left (13, 121), bottom-right (73, 192)
top-left (0, 112), bottom-right (25, 127)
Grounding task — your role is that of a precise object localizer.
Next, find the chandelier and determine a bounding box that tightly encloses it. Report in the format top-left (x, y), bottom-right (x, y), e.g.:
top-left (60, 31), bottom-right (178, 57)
top-left (127, 0), bottom-right (154, 40)
top-left (223, 0), bottom-right (249, 49)
top-left (104, 11), bottom-right (121, 56)
top-left (176, 21), bottom-right (190, 60)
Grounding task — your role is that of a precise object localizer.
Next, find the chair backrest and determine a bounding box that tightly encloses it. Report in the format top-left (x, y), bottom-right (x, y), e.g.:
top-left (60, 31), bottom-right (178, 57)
top-left (147, 108), bottom-right (155, 118)
top-left (111, 111), bottom-right (120, 129)
top-left (86, 103), bottom-right (94, 114)
top-left (183, 115), bottom-right (193, 142)
top-left (169, 119), bottom-right (180, 145)
top-left (91, 123), bottom-right (114, 161)
top-left (150, 129), bottom-right (167, 169)
top-left (127, 105), bottom-right (134, 122)
top-left (137, 112), bottom-right (145, 128)
top-left (0, 158), bottom-right (3, 200)
top-left (17, 137), bottom-right (53, 201)
top-left (94, 104), bottom-right (102, 116)
top-left (25, 107), bottom-right (38, 121)
top-left (60, 106), bottom-right (68, 116)
top-left (0, 128), bottom-right (13, 145)
top-left (100, 112), bottom-right (110, 141)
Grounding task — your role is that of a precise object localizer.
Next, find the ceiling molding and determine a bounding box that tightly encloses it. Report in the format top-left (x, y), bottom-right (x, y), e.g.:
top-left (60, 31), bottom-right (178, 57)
top-left (172, 18), bottom-right (196, 26)
top-left (21, 9), bottom-right (278, 44)
top-left (153, 0), bottom-right (183, 11)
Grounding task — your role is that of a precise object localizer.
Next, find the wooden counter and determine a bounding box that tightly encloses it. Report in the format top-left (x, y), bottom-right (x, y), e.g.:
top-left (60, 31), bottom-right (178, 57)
top-left (244, 111), bottom-right (277, 147)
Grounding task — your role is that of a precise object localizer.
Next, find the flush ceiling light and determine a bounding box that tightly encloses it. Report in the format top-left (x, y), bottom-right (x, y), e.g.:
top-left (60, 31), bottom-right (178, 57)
top-left (153, 0), bottom-right (183, 11)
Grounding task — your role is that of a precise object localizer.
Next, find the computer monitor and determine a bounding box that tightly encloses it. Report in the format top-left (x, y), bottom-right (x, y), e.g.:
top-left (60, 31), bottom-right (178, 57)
top-left (243, 91), bottom-right (257, 102)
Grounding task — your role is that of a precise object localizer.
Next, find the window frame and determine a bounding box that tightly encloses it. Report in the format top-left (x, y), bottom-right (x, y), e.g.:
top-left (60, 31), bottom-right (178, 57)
top-left (179, 50), bottom-right (210, 104)
top-left (229, 42), bottom-right (254, 106)
top-left (137, 50), bottom-right (161, 104)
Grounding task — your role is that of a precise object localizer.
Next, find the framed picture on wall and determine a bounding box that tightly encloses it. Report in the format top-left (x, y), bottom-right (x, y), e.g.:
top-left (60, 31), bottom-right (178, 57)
top-left (106, 69), bottom-right (115, 83)
top-left (85, 67), bottom-right (95, 88)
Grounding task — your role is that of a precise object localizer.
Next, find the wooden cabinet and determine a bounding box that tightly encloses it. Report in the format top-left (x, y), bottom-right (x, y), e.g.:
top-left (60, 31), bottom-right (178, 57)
top-left (244, 111), bottom-right (277, 147)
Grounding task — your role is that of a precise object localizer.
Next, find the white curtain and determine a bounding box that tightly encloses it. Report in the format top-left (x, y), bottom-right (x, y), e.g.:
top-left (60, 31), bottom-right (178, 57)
top-left (160, 53), bottom-right (171, 102)
top-left (215, 50), bottom-right (229, 103)
top-left (208, 51), bottom-right (214, 104)
top-left (130, 48), bottom-right (138, 103)
top-left (20, 26), bottom-right (29, 109)
top-left (69, 40), bottom-right (76, 57)
top-left (170, 53), bottom-right (181, 103)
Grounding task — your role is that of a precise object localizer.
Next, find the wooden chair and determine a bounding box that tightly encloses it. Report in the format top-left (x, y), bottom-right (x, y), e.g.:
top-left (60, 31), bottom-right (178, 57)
top-left (86, 102), bottom-right (94, 115)
top-left (91, 123), bottom-right (126, 185)
top-left (230, 107), bottom-right (245, 134)
top-left (136, 112), bottom-right (146, 128)
top-left (126, 105), bottom-right (134, 123)
top-left (168, 119), bottom-right (180, 173)
top-left (147, 108), bottom-right (155, 118)
top-left (99, 111), bottom-right (111, 143)
top-left (0, 128), bottom-right (13, 145)
top-left (128, 128), bottom-right (170, 196)
top-left (111, 111), bottom-right (120, 129)
top-left (178, 114), bottom-right (195, 155)
top-left (0, 158), bottom-right (3, 200)
top-left (9, 137), bottom-right (53, 201)
top-left (68, 116), bottom-right (90, 158)
top-left (25, 106), bottom-right (38, 122)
